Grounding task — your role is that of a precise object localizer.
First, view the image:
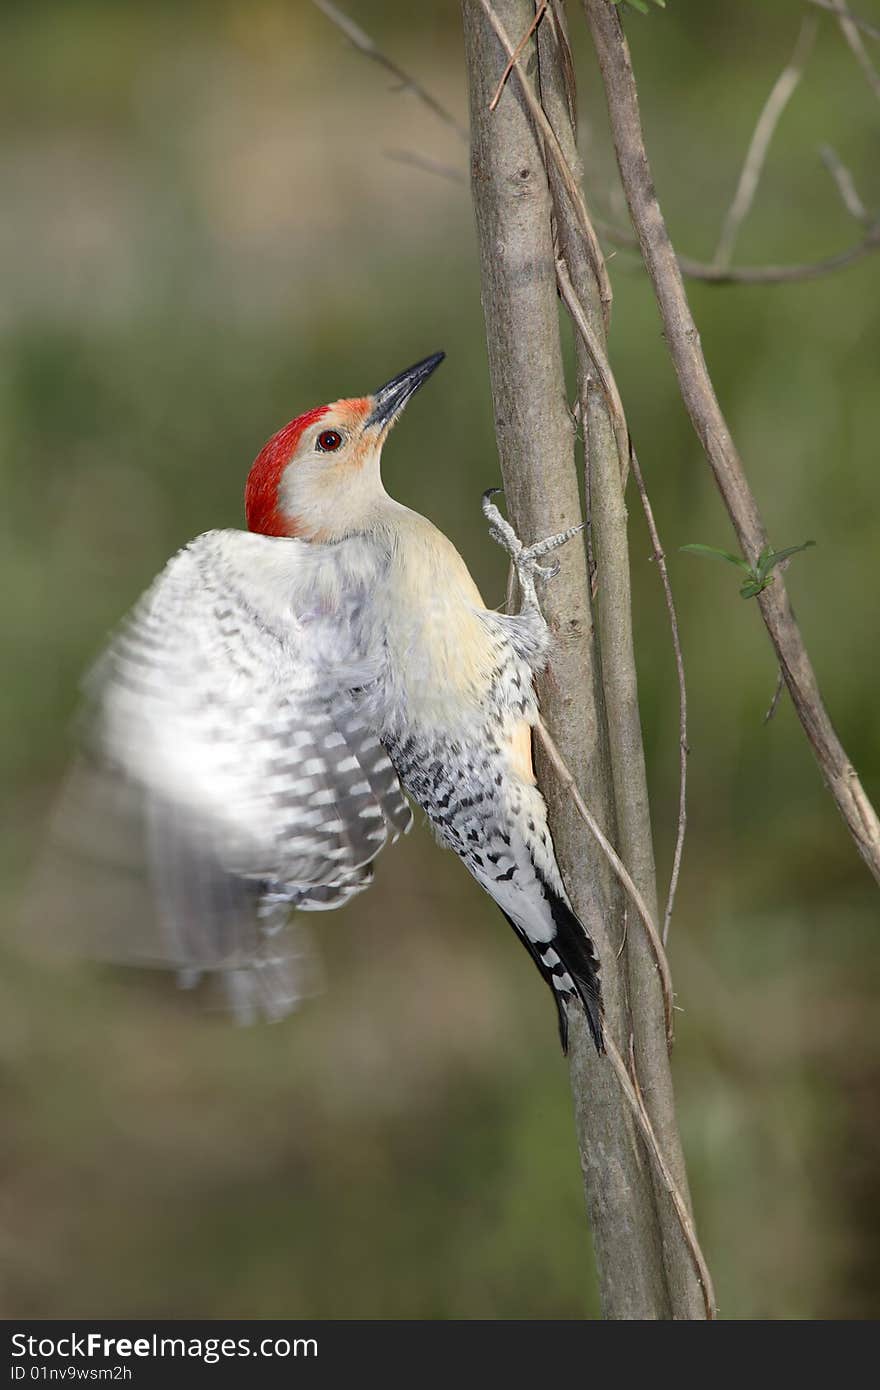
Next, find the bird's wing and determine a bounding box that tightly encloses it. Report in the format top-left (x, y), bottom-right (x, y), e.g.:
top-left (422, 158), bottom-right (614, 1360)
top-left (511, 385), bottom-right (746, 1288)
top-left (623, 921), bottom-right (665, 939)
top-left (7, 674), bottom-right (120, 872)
top-left (33, 529), bottom-right (410, 1019)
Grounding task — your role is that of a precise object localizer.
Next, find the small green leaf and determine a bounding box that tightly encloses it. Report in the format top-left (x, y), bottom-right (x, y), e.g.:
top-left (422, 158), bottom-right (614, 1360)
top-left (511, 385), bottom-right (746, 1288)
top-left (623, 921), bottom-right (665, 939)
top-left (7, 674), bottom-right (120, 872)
top-left (754, 545), bottom-right (774, 582)
top-left (739, 579), bottom-right (767, 599)
top-left (762, 540), bottom-right (816, 576)
top-left (680, 543), bottom-right (752, 573)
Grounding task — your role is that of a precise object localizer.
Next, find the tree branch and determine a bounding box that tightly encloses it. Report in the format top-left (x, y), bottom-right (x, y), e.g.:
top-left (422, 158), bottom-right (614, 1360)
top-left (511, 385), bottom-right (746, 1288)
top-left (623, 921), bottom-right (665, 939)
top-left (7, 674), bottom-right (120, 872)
top-left (597, 213), bottom-right (880, 284)
top-left (317, 0), bottom-right (880, 289)
top-left (487, 0), bottom-right (708, 1318)
top-left (555, 259), bottom-right (628, 479)
top-left (712, 17), bottom-right (818, 272)
top-left (829, 0), bottom-right (880, 100)
top-left (819, 144), bottom-right (871, 223)
top-left (536, 721), bottom-right (673, 1041)
top-left (628, 446), bottom-right (689, 947)
top-left (605, 1034), bottom-right (716, 1319)
top-left (556, 263), bottom-right (688, 947)
top-left (312, 0), bottom-right (469, 141)
top-left (475, 0), bottom-right (613, 326)
top-left (462, 0), bottom-right (681, 1320)
top-left (488, 0), bottom-right (549, 110)
top-left (805, 0), bottom-right (880, 42)
top-left (385, 148), bottom-right (467, 184)
top-left (582, 0), bottom-right (880, 887)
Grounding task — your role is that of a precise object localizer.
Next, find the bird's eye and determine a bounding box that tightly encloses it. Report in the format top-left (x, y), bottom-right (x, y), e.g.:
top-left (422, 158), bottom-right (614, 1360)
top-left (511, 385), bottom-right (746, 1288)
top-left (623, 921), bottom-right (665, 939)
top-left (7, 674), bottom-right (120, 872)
top-left (316, 429), bottom-right (343, 453)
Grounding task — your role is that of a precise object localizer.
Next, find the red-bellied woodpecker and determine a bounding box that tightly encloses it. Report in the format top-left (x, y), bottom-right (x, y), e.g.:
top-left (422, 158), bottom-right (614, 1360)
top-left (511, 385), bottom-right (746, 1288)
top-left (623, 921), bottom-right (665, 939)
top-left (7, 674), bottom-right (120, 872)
top-left (57, 353), bottom-right (603, 1052)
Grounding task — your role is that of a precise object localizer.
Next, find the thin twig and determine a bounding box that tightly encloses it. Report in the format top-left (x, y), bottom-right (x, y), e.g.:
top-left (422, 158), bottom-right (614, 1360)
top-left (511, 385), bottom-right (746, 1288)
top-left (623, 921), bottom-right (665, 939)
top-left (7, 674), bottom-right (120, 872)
top-left (829, 0), bottom-right (880, 100)
top-left (555, 258), bottom-right (629, 481)
top-left (609, 1034), bottom-right (717, 1320)
top-left (805, 0), bottom-right (880, 42)
top-left (311, 0), bottom-right (469, 142)
top-left (535, 719), bottom-right (675, 1044)
top-left (583, 423), bottom-right (598, 594)
top-left (685, 225), bottom-right (880, 283)
top-left (582, 0), bottom-right (880, 886)
top-left (713, 17), bottom-right (818, 272)
top-left (477, 0), bottom-right (613, 328)
top-left (489, 1), bottom-right (548, 110)
top-left (548, 0), bottom-right (579, 131)
top-left (569, 398), bottom-right (599, 593)
top-left (385, 149), bottom-right (467, 184)
top-left (555, 262), bottom-right (688, 944)
top-left (628, 446), bottom-right (689, 947)
top-left (615, 903), bottom-right (628, 958)
top-left (818, 144), bottom-right (871, 223)
top-left (595, 212), bottom-right (880, 285)
top-left (320, 0), bottom-right (880, 289)
top-left (764, 666), bottom-right (786, 725)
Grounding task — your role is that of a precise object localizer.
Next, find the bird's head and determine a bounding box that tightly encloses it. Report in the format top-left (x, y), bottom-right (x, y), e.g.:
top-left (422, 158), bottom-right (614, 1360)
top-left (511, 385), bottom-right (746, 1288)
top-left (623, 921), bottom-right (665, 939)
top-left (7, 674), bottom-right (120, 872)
top-left (245, 352), bottom-right (445, 541)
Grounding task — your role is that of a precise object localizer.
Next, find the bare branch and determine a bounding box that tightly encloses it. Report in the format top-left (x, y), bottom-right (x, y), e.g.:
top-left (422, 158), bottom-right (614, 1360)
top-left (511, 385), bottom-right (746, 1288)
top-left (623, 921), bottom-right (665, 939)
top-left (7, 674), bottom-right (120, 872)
top-left (536, 719), bottom-right (674, 1044)
top-left (537, 15), bottom-right (706, 1317)
top-left (555, 263), bottom-right (688, 945)
top-left (476, 0), bottom-right (614, 327)
top-left (385, 148), bottom-right (467, 184)
top-left (819, 143), bottom-right (871, 222)
top-left (628, 447), bottom-right (689, 947)
top-left (829, 0), bottom-right (880, 100)
top-left (684, 226), bottom-right (880, 282)
top-left (712, 17), bottom-right (818, 272)
top-left (463, 0), bottom-right (679, 1319)
top-left (467, 0), bottom-right (711, 1318)
top-left (764, 666), bottom-right (786, 725)
top-left (320, 0), bottom-right (880, 290)
top-left (489, 1), bottom-right (548, 110)
top-left (582, 0), bottom-right (880, 887)
top-left (312, 0), bottom-right (469, 142)
top-left (555, 258), bottom-right (628, 480)
top-left (607, 1034), bottom-right (717, 1319)
top-left (805, 0), bottom-right (880, 42)
top-left (595, 213), bottom-right (880, 285)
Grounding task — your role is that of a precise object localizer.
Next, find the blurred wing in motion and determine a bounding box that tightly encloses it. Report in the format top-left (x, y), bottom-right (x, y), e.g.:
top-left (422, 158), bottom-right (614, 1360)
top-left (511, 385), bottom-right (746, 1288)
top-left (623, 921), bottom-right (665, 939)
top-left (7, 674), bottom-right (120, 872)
top-left (29, 529), bottom-right (411, 1019)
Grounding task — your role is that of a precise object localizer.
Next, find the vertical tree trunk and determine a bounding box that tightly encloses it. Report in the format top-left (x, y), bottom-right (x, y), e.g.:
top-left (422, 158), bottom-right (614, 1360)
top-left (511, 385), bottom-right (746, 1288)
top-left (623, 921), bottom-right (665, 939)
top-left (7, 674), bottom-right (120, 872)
top-left (463, 0), bottom-right (685, 1320)
top-left (462, 0), bottom-right (708, 1318)
top-left (536, 6), bottom-right (703, 1320)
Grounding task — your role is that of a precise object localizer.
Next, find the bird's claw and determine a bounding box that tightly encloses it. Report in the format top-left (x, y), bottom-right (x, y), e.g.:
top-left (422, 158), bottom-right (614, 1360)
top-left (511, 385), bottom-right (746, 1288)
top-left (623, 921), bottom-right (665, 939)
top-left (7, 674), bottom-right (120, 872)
top-left (482, 489), bottom-right (583, 587)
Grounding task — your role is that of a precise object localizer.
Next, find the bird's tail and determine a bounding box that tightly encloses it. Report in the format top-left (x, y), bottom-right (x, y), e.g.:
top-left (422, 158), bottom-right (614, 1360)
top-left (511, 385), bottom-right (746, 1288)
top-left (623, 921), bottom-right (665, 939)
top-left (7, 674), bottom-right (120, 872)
top-left (502, 875), bottom-right (604, 1055)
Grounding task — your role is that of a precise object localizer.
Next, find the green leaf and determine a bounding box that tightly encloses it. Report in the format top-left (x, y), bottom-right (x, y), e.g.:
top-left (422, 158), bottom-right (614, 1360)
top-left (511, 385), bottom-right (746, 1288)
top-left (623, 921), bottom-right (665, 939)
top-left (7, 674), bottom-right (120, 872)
top-left (754, 545), bottom-right (774, 581)
top-left (761, 540), bottom-right (816, 577)
top-left (680, 543), bottom-right (752, 574)
top-left (739, 579), bottom-right (767, 599)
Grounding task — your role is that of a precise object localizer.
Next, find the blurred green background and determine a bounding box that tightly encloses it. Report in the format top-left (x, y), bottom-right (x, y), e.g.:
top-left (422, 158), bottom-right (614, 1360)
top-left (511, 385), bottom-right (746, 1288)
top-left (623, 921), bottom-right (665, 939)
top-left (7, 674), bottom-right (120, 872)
top-left (1, 0), bottom-right (878, 1319)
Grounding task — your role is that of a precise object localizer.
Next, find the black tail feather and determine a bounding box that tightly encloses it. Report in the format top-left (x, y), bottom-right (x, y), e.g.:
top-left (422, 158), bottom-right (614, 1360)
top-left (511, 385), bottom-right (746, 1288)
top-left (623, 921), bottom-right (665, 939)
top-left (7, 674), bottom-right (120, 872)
top-left (500, 882), bottom-right (604, 1055)
top-left (543, 881), bottom-right (604, 1054)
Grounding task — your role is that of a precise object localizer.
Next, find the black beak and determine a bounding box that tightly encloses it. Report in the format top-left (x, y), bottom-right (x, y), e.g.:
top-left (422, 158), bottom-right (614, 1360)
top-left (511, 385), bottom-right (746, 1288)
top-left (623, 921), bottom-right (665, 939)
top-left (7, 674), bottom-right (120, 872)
top-left (366, 352), bottom-right (445, 432)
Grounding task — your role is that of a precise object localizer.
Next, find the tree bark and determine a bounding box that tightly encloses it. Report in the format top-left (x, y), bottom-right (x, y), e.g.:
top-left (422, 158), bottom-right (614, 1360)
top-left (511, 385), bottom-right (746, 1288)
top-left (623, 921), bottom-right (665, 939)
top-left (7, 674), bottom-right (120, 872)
top-left (534, 5), bottom-right (703, 1319)
top-left (462, 0), bottom-right (704, 1319)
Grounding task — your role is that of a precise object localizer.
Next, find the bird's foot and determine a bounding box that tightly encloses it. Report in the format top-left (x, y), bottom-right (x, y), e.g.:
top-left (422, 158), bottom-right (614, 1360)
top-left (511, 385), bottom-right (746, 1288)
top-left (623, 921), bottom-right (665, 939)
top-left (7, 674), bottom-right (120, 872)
top-left (482, 489), bottom-right (583, 592)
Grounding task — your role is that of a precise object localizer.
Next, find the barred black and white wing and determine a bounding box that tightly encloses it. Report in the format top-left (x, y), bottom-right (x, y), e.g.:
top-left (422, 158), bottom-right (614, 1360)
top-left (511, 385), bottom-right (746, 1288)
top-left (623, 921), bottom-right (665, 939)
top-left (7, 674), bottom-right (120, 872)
top-left (39, 528), bottom-right (410, 1020)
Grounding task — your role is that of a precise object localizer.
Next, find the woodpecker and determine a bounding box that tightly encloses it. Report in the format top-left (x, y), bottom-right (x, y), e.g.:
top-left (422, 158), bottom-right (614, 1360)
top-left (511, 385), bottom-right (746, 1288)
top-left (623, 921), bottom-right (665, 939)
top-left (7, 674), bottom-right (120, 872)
top-left (58, 353), bottom-right (603, 1052)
